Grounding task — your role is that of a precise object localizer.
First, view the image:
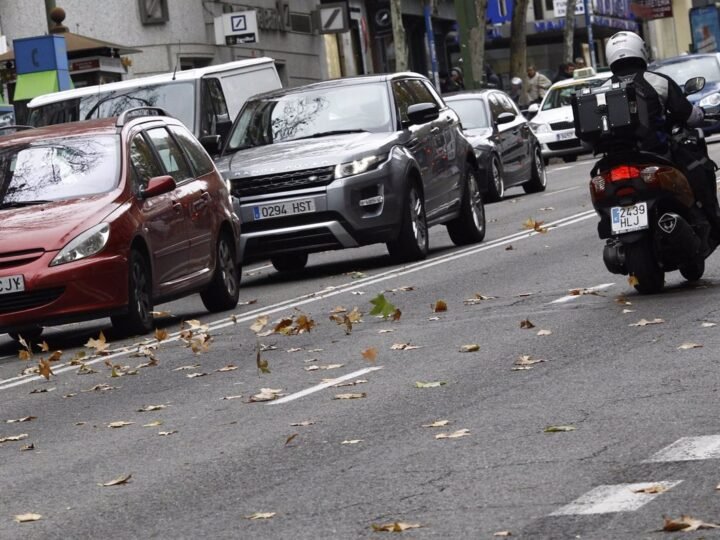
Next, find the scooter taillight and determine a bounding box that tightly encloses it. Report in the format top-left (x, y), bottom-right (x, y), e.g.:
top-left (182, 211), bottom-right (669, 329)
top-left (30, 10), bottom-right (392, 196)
top-left (609, 165), bottom-right (642, 181)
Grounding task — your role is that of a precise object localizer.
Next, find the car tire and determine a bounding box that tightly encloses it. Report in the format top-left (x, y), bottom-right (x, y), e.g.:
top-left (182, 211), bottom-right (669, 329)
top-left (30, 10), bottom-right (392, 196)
top-left (271, 253), bottom-right (309, 273)
top-left (523, 146), bottom-right (548, 194)
top-left (111, 249), bottom-right (153, 336)
top-left (562, 155), bottom-right (578, 163)
top-left (446, 166), bottom-right (486, 245)
top-left (485, 156), bottom-right (504, 203)
top-left (625, 240), bottom-right (664, 294)
top-left (8, 326), bottom-right (43, 343)
top-left (201, 233), bottom-right (241, 312)
top-left (680, 258), bottom-right (705, 282)
top-left (387, 181), bottom-right (429, 262)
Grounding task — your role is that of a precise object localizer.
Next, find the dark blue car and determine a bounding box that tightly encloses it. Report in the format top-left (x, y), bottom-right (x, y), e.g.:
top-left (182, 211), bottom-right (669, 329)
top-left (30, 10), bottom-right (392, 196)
top-left (649, 53), bottom-right (720, 134)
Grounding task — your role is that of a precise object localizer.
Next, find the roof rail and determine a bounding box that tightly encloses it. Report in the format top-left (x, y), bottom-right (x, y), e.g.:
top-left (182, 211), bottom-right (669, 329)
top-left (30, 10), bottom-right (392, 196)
top-left (116, 107), bottom-right (171, 127)
top-left (0, 125), bottom-right (34, 134)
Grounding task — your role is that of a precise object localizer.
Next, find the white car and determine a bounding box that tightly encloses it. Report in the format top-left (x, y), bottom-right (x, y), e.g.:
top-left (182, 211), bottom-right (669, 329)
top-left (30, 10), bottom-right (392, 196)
top-left (529, 69), bottom-right (612, 163)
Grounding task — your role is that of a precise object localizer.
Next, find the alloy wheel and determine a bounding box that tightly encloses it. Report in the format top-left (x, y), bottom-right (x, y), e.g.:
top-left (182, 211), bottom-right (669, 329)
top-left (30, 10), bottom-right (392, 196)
top-left (468, 172), bottom-right (485, 232)
top-left (410, 188), bottom-right (427, 250)
top-left (218, 238), bottom-right (238, 296)
top-left (132, 259), bottom-right (151, 325)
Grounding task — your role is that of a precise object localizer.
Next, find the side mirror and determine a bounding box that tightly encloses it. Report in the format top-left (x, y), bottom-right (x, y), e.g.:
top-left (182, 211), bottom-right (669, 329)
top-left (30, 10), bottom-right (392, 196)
top-left (141, 175), bottom-right (176, 199)
top-left (407, 102), bottom-right (440, 126)
top-left (200, 134), bottom-right (222, 155)
top-left (527, 103), bottom-right (540, 114)
top-left (496, 112), bottom-right (516, 125)
top-left (684, 77), bottom-right (706, 95)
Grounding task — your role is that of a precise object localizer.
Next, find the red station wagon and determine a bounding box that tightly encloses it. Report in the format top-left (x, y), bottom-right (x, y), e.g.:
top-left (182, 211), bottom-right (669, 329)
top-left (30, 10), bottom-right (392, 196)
top-left (0, 108), bottom-right (241, 341)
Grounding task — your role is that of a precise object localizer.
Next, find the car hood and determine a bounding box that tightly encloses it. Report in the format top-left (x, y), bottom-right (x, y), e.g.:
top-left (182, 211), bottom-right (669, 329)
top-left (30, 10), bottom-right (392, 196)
top-left (530, 106), bottom-right (573, 125)
top-left (216, 132), bottom-right (398, 178)
top-left (0, 194), bottom-right (118, 253)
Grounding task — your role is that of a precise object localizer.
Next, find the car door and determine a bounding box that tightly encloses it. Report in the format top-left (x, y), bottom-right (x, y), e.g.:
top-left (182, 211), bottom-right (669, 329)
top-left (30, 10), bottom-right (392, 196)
top-left (504, 96), bottom-right (535, 181)
top-left (129, 132), bottom-right (189, 291)
top-left (145, 126), bottom-right (214, 279)
top-left (488, 92), bottom-right (513, 175)
top-left (498, 93), bottom-right (531, 186)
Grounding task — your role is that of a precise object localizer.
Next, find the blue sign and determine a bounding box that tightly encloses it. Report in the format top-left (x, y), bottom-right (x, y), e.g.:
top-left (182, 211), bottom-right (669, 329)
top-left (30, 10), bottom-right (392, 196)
top-left (487, 0), bottom-right (513, 25)
top-left (690, 6), bottom-right (720, 53)
top-left (14, 35), bottom-right (68, 75)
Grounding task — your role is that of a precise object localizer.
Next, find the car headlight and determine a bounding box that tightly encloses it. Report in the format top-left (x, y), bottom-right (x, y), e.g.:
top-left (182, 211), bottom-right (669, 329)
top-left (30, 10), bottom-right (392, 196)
top-left (529, 122), bottom-right (551, 133)
top-left (699, 93), bottom-right (720, 107)
top-left (50, 223), bottom-right (110, 266)
top-left (334, 154), bottom-right (387, 179)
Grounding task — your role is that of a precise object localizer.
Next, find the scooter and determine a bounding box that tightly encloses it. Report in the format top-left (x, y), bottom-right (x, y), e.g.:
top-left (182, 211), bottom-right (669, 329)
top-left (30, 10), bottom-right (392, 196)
top-left (578, 76), bottom-right (718, 294)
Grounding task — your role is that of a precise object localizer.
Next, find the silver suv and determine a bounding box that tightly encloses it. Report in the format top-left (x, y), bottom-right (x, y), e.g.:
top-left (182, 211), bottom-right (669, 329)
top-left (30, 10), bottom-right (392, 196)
top-left (216, 73), bottom-right (486, 272)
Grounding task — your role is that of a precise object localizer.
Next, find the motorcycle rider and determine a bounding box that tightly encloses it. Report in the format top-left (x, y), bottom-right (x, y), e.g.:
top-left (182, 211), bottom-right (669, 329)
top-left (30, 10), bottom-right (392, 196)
top-left (604, 31), bottom-right (720, 236)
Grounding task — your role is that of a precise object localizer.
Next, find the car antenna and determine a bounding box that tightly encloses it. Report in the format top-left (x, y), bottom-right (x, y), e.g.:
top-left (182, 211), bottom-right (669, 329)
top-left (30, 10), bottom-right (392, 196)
top-left (172, 41), bottom-right (181, 81)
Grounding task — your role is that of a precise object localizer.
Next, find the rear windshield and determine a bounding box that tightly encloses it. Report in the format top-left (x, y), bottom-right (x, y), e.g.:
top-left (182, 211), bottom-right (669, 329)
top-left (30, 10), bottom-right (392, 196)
top-left (541, 78), bottom-right (609, 111)
top-left (0, 135), bottom-right (120, 204)
top-left (447, 98), bottom-right (490, 129)
top-left (652, 56), bottom-right (720, 85)
top-left (28, 82), bottom-right (196, 132)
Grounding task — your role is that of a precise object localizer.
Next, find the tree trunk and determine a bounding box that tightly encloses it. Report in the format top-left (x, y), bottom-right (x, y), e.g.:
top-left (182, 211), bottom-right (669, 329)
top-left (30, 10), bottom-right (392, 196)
top-left (390, 0), bottom-right (408, 72)
top-left (509, 0), bottom-right (530, 84)
top-left (563, 0), bottom-right (578, 64)
top-left (470, 0), bottom-right (488, 87)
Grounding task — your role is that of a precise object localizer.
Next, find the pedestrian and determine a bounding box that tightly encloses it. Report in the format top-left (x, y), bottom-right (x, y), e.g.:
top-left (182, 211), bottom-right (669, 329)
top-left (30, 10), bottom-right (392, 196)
top-left (552, 62), bottom-right (575, 83)
top-left (574, 56), bottom-right (587, 69)
top-left (440, 71), bottom-right (460, 94)
top-left (450, 67), bottom-right (465, 91)
top-left (508, 77), bottom-right (529, 107)
top-left (484, 63), bottom-right (502, 89)
top-left (526, 65), bottom-right (551, 103)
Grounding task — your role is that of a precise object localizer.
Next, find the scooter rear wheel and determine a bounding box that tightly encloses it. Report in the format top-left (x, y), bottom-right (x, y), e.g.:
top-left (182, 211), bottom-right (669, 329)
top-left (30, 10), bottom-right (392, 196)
top-left (680, 259), bottom-right (705, 282)
top-left (625, 240), bottom-right (665, 294)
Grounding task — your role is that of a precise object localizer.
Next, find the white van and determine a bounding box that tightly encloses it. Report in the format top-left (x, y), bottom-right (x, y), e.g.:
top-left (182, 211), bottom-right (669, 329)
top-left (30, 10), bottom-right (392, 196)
top-left (27, 57), bottom-right (281, 153)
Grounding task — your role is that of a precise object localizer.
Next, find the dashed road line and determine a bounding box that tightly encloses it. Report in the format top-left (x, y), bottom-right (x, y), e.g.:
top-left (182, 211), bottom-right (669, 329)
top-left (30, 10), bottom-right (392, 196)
top-left (550, 480), bottom-right (682, 515)
top-left (644, 435), bottom-right (720, 462)
top-left (269, 366), bottom-right (383, 405)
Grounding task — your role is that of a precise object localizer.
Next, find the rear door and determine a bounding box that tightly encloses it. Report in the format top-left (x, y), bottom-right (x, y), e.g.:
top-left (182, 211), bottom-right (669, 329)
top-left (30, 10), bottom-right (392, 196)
top-left (488, 92), bottom-right (514, 176)
top-left (497, 93), bottom-right (531, 185)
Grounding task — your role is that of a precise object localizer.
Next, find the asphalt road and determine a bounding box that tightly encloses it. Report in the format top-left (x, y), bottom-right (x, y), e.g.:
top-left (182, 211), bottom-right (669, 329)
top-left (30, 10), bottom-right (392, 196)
top-left (3, 148), bottom-right (720, 539)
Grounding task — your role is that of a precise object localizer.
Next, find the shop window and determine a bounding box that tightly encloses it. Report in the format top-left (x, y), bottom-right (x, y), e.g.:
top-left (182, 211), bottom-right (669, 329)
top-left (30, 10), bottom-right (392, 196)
top-left (139, 0), bottom-right (169, 25)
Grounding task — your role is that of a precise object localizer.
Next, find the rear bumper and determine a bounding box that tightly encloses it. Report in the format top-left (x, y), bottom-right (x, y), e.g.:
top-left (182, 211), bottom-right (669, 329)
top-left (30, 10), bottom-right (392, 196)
top-left (536, 130), bottom-right (592, 158)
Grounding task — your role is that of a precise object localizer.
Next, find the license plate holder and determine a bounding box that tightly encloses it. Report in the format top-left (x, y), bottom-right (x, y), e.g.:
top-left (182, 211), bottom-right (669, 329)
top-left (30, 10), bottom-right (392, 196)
top-left (611, 202), bottom-right (649, 234)
top-left (252, 199), bottom-right (316, 221)
top-left (0, 275), bottom-right (25, 296)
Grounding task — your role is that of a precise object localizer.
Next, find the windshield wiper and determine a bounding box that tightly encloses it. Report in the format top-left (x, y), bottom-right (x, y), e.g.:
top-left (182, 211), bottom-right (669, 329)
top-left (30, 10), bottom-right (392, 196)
top-left (0, 200), bottom-right (52, 209)
top-left (292, 129), bottom-right (368, 141)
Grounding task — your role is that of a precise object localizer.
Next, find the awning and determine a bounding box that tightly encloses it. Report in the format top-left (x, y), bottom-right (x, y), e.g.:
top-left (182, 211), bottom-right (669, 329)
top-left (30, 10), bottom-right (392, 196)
top-left (13, 70), bottom-right (68, 101)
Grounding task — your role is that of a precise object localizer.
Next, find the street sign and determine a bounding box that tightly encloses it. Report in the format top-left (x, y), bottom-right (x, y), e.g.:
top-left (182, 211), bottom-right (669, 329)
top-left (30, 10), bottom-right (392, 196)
top-left (316, 3), bottom-right (349, 34)
top-left (214, 11), bottom-right (259, 45)
top-left (630, 0), bottom-right (672, 20)
top-left (553, 0), bottom-right (585, 17)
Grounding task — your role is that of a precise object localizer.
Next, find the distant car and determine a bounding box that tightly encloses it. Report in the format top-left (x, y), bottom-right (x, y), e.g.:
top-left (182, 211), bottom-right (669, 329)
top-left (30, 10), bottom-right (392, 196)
top-left (649, 53), bottom-right (720, 133)
top-left (529, 70), bottom-right (612, 163)
top-left (445, 90), bottom-right (546, 202)
top-left (216, 73), bottom-right (488, 272)
top-left (0, 109), bottom-right (241, 342)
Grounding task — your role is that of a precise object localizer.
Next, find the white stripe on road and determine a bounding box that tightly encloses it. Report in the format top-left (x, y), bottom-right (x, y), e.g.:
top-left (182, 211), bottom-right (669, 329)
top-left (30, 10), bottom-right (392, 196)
top-left (550, 481), bottom-right (682, 515)
top-left (551, 283), bottom-right (616, 304)
top-left (0, 209), bottom-right (596, 391)
top-left (644, 435), bottom-right (720, 462)
top-left (553, 165), bottom-right (575, 171)
top-left (269, 366), bottom-right (384, 405)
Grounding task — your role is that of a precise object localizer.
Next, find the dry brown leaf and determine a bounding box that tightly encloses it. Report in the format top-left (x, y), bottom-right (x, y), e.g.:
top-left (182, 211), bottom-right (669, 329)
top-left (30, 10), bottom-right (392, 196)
top-left (38, 341), bottom-right (50, 352)
top-left (460, 344), bottom-right (480, 352)
top-left (333, 393), bottom-right (366, 400)
top-left (221, 395), bottom-right (243, 400)
top-left (390, 343), bottom-right (422, 351)
top-left (633, 484), bottom-right (667, 494)
top-left (433, 300), bottom-right (448, 312)
top-left (85, 331), bottom-right (109, 354)
top-left (100, 474), bottom-right (132, 487)
top-left (494, 532), bottom-right (512, 537)
top-left (46, 350), bottom-right (62, 362)
top-left (629, 318), bottom-right (665, 327)
top-left (249, 388), bottom-right (283, 402)
top-left (522, 217), bottom-right (548, 233)
top-left (256, 341), bottom-right (270, 374)
top-left (6, 416), bottom-right (36, 424)
top-left (415, 381), bottom-right (447, 388)
top-left (250, 315), bottom-right (269, 334)
top-left (137, 404), bottom-right (166, 412)
top-left (143, 421), bottom-right (163, 427)
top-left (622, 308), bottom-right (635, 314)
top-left (107, 421), bottom-right (133, 428)
top-left (391, 308), bottom-right (402, 321)
top-left (186, 372), bottom-right (209, 379)
top-left (173, 364), bottom-right (200, 371)
top-left (238, 299), bottom-right (257, 306)
top-left (29, 388), bottom-right (54, 394)
top-left (154, 328), bottom-right (168, 342)
top-left (332, 379), bottom-right (368, 388)
top-left (20, 443), bottom-right (35, 451)
top-left (678, 342), bottom-right (703, 350)
top-left (341, 439), bottom-right (363, 445)
top-left (158, 430), bottom-right (177, 436)
top-left (294, 314), bottom-right (316, 333)
top-left (304, 365), bottom-right (320, 372)
top-left (319, 364), bottom-right (343, 370)
top-left (520, 318), bottom-right (535, 329)
top-left (189, 334), bottom-right (212, 354)
top-left (14, 513), bottom-right (42, 523)
top-left (290, 421), bottom-right (315, 427)
top-left (544, 425), bottom-right (576, 432)
top-left (536, 329), bottom-right (552, 336)
top-left (615, 296), bottom-right (632, 305)
top-left (184, 319), bottom-right (208, 332)
top-left (464, 293), bottom-right (497, 305)
top-left (151, 310), bottom-right (172, 318)
top-left (216, 365), bottom-right (238, 372)
top-left (285, 433), bottom-right (299, 445)
top-left (628, 275), bottom-right (640, 287)
top-left (514, 355), bottom-right (545, 367)
top-left (0, 433), bottom-right (28, 443)
top-left (435, 429), bottom-right (470, 439)
top-left (662, 515), bottom-right (720, 532)
top-left (18, 349), bottom-right (32, 361)
top-left (378, 329), bottom-right (395, 334)
top-left (245, 512), bottom-right (276, 520)
top-left (371, 522), bottom-right (422, 533)
top-left (38, 359), bottom-right (53, 380)
top-left (422, 420), bottom-right (450, 428)
top-left (361, 347), bottom-right (378, 362)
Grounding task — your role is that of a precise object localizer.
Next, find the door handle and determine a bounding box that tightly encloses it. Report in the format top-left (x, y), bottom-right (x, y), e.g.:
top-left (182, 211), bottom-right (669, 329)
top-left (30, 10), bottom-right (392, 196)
top-left (444, 116), bottom-right (454, 125)
top-left (431, 127), bottom-right (441, 134)
top-left (172, 201), bottom-right (182, 213)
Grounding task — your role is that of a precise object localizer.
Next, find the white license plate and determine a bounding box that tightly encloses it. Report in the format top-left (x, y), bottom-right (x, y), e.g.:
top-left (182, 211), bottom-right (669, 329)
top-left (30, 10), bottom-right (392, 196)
top-left (252, 199), bottom-right (316, 221)
top-left (611, 202), bottom-right (649, 234)
top-left (0, 275), bottom-right (25, 295)
top-left (556, 131), bottom-right (575, 141)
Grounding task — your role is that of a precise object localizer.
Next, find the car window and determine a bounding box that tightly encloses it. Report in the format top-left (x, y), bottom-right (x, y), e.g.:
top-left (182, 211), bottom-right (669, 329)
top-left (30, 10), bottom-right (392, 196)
top-left (146, 127), bottom-right (193, 183)
top-left (406, 79), bottom-right (441, 107)
top-left (488, 93), bottom-right (504, 120)
top-left (498, 93), bottom-right (518, 115)
top-left (448, 98), bottom-right (490, 129)
top-left (129, 134), bottom-right (164, 191)
top-left (200, 78), bottom-right (230, 137)
top-left (651, 57), bottom-right (720, 85)
top-left (169, 125), bottom-right (215, 176)
top-left (393, 80), bottom-right (415, 125)
top-left (541, 78), bottom-right (609, 110)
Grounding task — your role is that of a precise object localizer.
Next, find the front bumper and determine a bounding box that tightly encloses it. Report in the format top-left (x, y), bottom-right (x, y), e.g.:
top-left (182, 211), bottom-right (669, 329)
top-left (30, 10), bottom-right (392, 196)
top-left (0, 251), bottom-right (127, 333)
top-left (234, 156), bottom-right (407, 261)
top-left (536, 129), bottom-right (592, 159)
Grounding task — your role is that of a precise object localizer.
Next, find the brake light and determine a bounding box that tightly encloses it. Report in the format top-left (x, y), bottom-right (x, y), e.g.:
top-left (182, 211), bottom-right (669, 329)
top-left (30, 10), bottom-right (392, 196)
top-left (609, 165), bottom-right (642, 181)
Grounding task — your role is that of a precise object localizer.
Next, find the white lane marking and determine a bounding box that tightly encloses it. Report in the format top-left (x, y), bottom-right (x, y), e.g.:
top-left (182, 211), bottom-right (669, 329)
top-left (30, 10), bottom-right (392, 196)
top-left (550, 481), bottom-right (682, 515)
top-left (269, 366), bottom-right (383, 405)
top-left (0, 209), bottom-right (597, 391)
top-left (553, 165), bottom-right (574, 171)
top-left (245, 263), bottom-right (273, 273)
top-left (542, 186), bottom-right (581, 197)
top-left (551, 283), bottom-right (616, 304)
top-left (644, 435), bottom-right (720, 462)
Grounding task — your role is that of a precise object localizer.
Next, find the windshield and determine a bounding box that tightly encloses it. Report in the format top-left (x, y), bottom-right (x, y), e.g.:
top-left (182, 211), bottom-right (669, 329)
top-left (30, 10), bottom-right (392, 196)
top-left (0, 135), bottom-right (120, 205)
top-left (226, 82), bottom-right (392, 151)
top-left (652, 57), bottom-right (720, 85)
top-left (448, 99), bottom-right (490, 129)
top-left (541, 78), bottom-right (609, 111)
top-left (28, 82), bottom-right (196, 131)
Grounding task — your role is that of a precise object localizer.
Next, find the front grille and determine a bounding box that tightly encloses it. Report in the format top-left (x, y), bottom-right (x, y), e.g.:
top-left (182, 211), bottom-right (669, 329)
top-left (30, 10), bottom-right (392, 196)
top-left (0, 249), bottom-right (44, 269)
top-left (0, 287), bottom-right (64, 314)
top-left (547, 139), bottom-right (582, 151)
top-left (231, 166), bottom-right (335, 198)
top-left (246, 228), bottom-right (342, 258)
top-left (550, 121), bottom-right (575, 131)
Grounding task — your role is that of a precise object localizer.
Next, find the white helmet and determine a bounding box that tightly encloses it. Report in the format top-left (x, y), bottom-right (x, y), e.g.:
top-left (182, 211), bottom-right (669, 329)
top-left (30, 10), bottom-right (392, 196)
top-left (605, 31), bottom-right (649, 68)
top-left (511, 76), bottom-right (522, 86)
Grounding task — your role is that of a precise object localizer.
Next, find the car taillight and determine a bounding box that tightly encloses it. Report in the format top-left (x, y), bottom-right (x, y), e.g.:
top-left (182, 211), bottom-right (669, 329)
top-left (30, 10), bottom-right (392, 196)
top-left (590, 175), bottom-right (606, 201)
top-left (609, 165), bottom-right (642, 181)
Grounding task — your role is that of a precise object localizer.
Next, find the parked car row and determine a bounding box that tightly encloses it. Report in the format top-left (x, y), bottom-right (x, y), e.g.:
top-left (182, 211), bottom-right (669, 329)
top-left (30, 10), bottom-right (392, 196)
top-left (1, 64), bottom-right (549, 341)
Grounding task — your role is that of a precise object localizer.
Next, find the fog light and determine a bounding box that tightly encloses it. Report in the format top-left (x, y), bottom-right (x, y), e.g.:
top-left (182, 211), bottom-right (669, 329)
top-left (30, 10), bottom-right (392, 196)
top-left (359, 195), bottom-right (383, 207)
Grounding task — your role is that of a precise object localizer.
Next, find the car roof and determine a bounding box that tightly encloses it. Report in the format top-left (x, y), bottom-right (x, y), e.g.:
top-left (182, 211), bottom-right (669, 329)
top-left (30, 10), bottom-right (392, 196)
top-left (443, 89), bottom-right (499, 100)
top-left (548, 72), bottom-right (612, 90)
top-left (650, 53), bottom-right (720, 66)
top-left (28, 57), bottom-right (276, 108)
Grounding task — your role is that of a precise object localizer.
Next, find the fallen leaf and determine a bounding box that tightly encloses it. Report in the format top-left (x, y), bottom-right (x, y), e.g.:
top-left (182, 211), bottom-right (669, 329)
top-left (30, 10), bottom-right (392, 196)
top-left (633, 484), bottom-right (668, 494)
top-left (622, 308), bottom-right (635, 314)
top-left (464, 293), bottom-right (497, 305)
top-left (662, 515), bottom-right (720, 532)
top-left (629, 318), bottom-right (665, 327)
top-left (415, 381), bottom-right (447, 388)
top-left (428, 316), bottom-right (440, 321)
top-left (536, 329), bottom-right (552, 336)
top-left (332, 379), bottom-right (368, 388)
top-left (285, 433), bottom-right (299, 445)
top-left (216, 365), bottom-right (238, 372)
top-left (522, 217), bottom-right (548, 233)
top-left (422, 420), bottom-right (450, 428)
top-left (0, 434), bottom-right (28, 443)
top-left (540, 206), bottom-right (555, 212)
top-left (20, 443), bottom-right (35, 451)
top-left (151, 310), bottom-right (172, 318)
top-left (371, 522), bottom-right (422, 533)
top-left (702, 322), bottom-right (717, 328)
top-left (304, 365), bottom-right (320, 372)
top-left (250, 315), bottom-right (269, 334)
top-left (294, 313), bottom-right (316, 334)
top-left (391, 308), bottom-right (402, 321)
top-left (238, 299), bottom-right (257, 306)
top-left (615, 296), bottom-right (632, 305)
top-left (514, 355), bottom-right (545, 367)
top-left (341, 439), bottom-right (363, 445)
top-left (154, 328), bottom-right (168, 342)
top-left (189, 334), bottom-right (212, 354)
top-left (433, 300), bottom-right (448, 312)
top-left (390, 343), bottom-right (422, 351)
top-left (158, 430), bottom-right (177, 436)
top-left (361, 347), bottom-right (378, 362)
top-left (46, 350), bottom-right (62, 362)
top-left (544, 425), bottom-right (575, 433)
top-left (29, 388), bottom-right (54, 394)
top-left (6, 416), bottom-right (36, 424)
top-left (520, 318), bottom-right (535, 329)
top-left (319, 364), bottom-right (343, 370)
top-left (85, 331), bottom-right (109, 354)
top-left (347, 271), bottom-right (366, 279)
top-left (494, 532), bottom-right (512, 537)
top-left (245, 512), bottom-right (276, 520)
top-left (137, 405), bottom-right (166, 412)
top-left (290, 421), bottom-right (315, 427)
top-left (505, 245), bottom-right (514, 251)
top-left (369, 293), bottom-right (397, 319)
top-left (333, 393), bottom-right (366, 400)
top-left (38, 341), bottom-right (50, 352)
top-left (378, 329), bottom-right (395, 334)
top-left (628, 275), bottom-right (639, 287)
top-left (256, 341), bottom-right (270, 374)
top-left (460, 344), bottom-right (480, 352)
top-left (99, 474), bottom-right (132, 487)
top-left (435, 429), bottom-right (470, 440)
top-left (173, 364), bottom-right (201, 371)
top-left (69, 351), bottom-right (86, 364)
top-left (107, 421), bottom-right (133, 429)
top-left (38, 359), bottom-right (53, 380)
top-left (184, 319), bottom-right (209, 332)
top-left (18, 349), bottom-right (32, 361)
top-left (678, 342), bottom-right (702, 350)
top-left (143, 421), bottom-right (163, 427)
top-left (14, 513), bottom-right (41, 523)
top-left (221, 395), bottom-right (243, 400)
top-left (249, 388), bottom-right (283, 402)
top-left (186, 372), bottom-right (208, 379)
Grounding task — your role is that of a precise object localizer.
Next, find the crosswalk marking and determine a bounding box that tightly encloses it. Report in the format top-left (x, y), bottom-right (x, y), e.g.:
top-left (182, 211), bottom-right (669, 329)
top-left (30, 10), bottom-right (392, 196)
top-left (550, 481), bottom-right (682, 516)
top-left (644, 435), bottom-right (720, 463)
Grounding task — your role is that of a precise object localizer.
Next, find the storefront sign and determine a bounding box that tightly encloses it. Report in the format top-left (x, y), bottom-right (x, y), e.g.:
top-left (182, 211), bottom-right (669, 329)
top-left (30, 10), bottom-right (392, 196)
top-left (629, 0), bottom-right (672, 20)
top-left (553, 0), bottom-right (585, 18)
top-left (214, 11), bottom-right (260, 45)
